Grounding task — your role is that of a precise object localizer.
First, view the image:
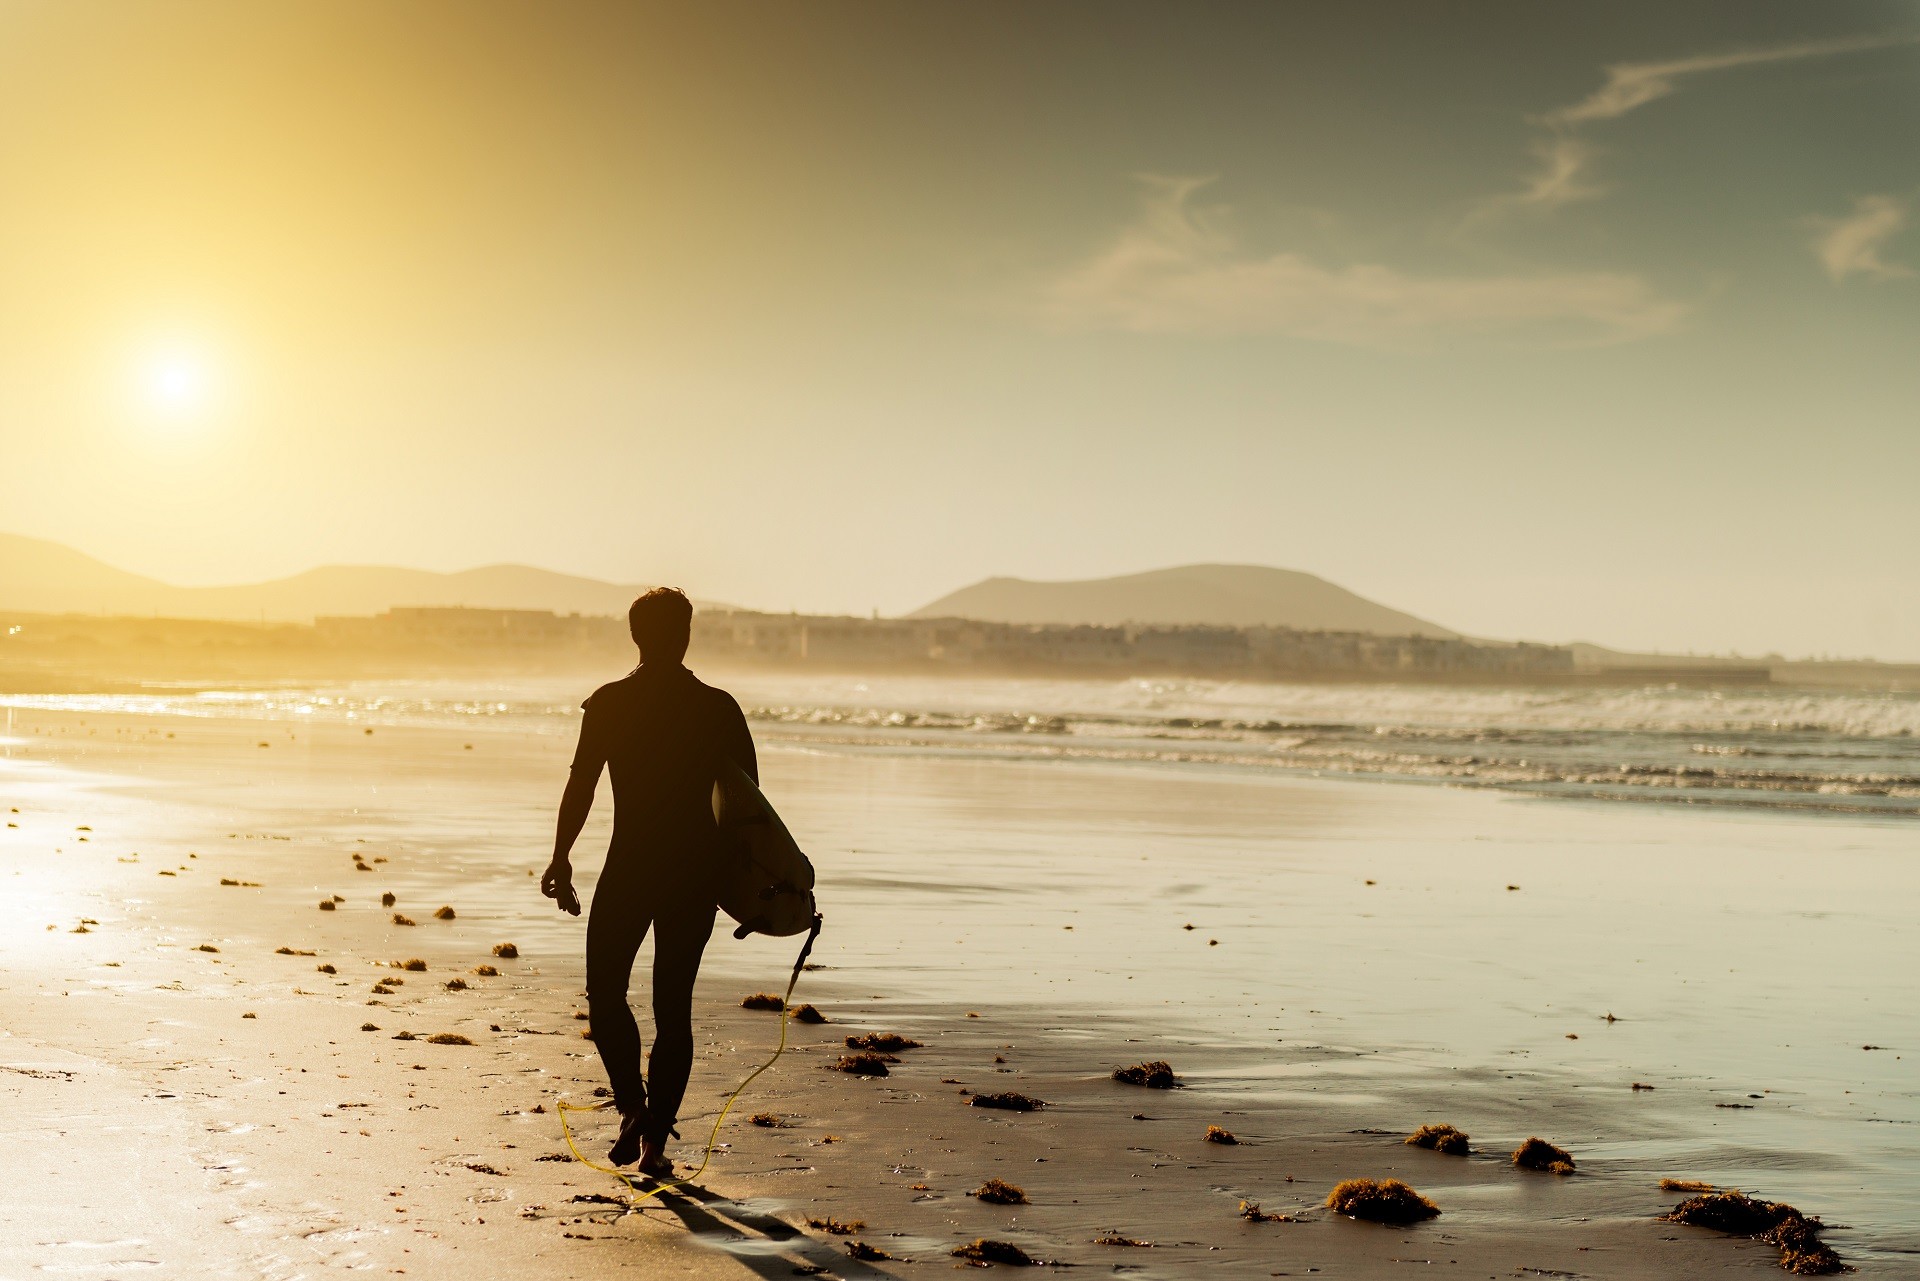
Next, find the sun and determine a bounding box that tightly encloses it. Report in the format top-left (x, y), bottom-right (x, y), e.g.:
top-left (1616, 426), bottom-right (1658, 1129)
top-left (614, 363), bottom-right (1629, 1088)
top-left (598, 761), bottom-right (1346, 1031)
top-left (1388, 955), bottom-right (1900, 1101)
top-left (134, 346), bottom-right (219, 424)
top-left (143, 353), bottom-right (207, 413)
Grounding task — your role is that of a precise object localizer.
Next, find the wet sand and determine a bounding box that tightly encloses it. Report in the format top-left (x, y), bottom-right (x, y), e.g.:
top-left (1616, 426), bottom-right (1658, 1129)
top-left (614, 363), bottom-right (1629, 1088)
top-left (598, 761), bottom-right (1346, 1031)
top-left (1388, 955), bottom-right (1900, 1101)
top-left (1, 705), bottom-right (1908, 1277)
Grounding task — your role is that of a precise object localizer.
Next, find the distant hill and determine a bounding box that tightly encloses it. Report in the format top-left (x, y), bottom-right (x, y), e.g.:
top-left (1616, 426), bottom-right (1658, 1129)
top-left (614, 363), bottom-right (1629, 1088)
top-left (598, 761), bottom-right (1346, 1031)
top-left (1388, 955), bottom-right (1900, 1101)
top-left (910, 564), bottom-right (1457, 637)
top-left (0, 533), bottom-right (690, 621)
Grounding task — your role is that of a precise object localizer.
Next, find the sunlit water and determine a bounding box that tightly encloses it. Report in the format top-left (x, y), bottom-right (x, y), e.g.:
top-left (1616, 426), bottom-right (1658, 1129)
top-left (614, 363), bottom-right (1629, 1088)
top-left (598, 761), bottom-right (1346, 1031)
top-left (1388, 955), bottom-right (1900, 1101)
top-left (8, 671), bottom-right (1920, 816)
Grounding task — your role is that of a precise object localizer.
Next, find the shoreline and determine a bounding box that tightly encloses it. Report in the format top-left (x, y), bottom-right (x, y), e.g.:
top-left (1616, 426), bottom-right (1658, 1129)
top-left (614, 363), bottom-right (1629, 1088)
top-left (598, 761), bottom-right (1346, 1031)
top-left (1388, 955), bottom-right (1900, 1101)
top-left (1, 705), bottom-right (1899, 1276)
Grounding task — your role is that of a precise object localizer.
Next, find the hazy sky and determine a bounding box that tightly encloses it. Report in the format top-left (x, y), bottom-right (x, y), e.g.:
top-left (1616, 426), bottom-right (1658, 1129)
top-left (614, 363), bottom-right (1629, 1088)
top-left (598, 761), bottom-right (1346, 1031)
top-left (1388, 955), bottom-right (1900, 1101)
top-left (2, 2), bottom-right (1917, 658)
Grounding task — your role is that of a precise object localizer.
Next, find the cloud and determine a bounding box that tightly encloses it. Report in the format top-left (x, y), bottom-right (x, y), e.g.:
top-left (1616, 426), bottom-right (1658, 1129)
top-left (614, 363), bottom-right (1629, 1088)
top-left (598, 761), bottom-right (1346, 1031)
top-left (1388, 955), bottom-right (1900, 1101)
top-left (1544, 36), bottom-right (1900, 127)
top-left (1044, 177), bottom-right (1685, 346)
top-left (1502, 34), bottom-right (1913, 213)
top-left (1811, 195), bottom-right (1913, 281)
top-left (1514, 136), bottom-right (1604, 211)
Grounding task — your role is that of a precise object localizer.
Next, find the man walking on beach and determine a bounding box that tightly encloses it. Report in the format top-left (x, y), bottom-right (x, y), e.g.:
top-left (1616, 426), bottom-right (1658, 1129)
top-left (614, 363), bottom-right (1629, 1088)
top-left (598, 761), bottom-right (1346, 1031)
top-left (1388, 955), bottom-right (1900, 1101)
top-left (541, 588), bottom-right (757, 1177)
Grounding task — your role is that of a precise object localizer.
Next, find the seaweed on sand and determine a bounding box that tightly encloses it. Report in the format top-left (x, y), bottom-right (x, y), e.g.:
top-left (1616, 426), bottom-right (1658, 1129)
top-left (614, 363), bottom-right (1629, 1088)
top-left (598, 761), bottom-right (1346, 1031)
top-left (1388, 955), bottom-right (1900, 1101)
top-left (846, 1241), bottom-right (894, 1261)
top-left (434, 905), bottom-right (456, 919)
top-left (750, 1113), bottom-right (790, 1127)
top-left (1093, 1234), bottom-right (1152, 1246)
top-left (791, 1004), bottom-right (828, 1023)
top-left (318, 900), bottom-right (336, 911)
top-left (1239, 1200), bottom-right (1294, 1223)
top-left (401, 958), bottom-right (427, 971)
top-left (970, 1091), bottom-right (1047, 1112)
top-left (474, 964), bottom-right (498, 976)
top-left (973, 1178), bottom-right (1027, 1205)
top-left (1112, 1060), bottom-right (1177, 1088)
top-left (1511, 1137), bottom-right (1576, 1174)
top-left (845, 1032), bottom-right (920, 1052)
top-left (807, 1216), bottom-right (864, 1234)
top-left (830, 1052), bottom-right (892, 1076)
top-left (492, 943), bottom-right (518, 958)
top-left (741, 992), bottom-right (785, 1011)
top-left (1662, 1192), bottom-right (1850, 1275)
top-left (1406, 1123), bottom-right (1470, 1155)
top-left (953, 1239), bottom-right (1041, 1266)
top-left (427, 1032), bottom-right (472, 1045)
top-left (1205, 1125), bottom-right (1238, 1144)
top-left (1661, 1178), bottom-right (1715, 1193)
top-left (381, 891), bottom-right (397, 907)
top-left (1325, 1178), bottom-right (1440, 1224)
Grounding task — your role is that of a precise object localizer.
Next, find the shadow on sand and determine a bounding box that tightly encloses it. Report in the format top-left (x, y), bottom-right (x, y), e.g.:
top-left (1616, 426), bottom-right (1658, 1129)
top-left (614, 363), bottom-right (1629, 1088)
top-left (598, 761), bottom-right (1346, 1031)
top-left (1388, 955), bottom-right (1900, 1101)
top-left (642, 1180), bottom-right (904, 1278)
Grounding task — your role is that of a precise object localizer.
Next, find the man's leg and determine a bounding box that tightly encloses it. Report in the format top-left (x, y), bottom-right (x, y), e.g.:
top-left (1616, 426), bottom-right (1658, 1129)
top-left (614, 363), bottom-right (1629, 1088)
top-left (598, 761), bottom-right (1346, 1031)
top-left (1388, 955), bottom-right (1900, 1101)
top-left (585, 871), bottom-right (652, 1161)
top-left (641, 897), bottom-right (716, 1153)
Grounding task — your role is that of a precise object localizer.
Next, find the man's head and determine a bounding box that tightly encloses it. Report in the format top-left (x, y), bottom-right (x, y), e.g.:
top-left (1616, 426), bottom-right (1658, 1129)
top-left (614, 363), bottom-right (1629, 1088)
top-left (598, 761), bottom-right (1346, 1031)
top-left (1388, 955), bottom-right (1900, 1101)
top-left (628, 587), bottom-right (693, 665)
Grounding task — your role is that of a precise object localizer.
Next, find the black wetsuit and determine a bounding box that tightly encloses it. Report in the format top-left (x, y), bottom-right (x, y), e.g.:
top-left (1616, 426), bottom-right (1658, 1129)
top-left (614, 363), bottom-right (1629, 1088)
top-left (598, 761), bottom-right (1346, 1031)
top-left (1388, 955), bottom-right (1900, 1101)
top-left (570, 662), bottom-right (756, 1143)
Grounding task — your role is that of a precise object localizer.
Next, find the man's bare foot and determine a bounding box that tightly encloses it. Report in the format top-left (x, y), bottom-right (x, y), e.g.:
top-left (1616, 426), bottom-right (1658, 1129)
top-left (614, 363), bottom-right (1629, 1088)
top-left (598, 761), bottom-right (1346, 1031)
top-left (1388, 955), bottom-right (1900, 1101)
top-left (637, 1138), bottom-right (673, 1180)
top-left (608, 1110), bottom-right (646, 1166)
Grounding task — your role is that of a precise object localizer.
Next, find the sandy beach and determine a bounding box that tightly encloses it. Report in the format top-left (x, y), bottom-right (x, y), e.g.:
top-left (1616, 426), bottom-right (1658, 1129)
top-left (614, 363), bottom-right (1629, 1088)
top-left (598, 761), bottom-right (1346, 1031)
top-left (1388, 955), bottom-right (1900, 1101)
top-left (3, 698), bottom-right (1914, 1278)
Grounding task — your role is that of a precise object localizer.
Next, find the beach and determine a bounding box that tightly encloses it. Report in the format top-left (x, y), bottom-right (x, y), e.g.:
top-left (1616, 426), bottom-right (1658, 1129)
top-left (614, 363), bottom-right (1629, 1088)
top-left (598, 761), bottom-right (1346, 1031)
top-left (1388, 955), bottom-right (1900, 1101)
top-left (3, 685), bottom-right (1916, 1278)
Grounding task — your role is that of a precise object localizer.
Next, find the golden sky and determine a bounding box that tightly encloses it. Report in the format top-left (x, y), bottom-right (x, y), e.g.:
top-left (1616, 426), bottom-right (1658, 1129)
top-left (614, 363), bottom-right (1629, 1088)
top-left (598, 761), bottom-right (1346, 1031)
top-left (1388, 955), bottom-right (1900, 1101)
top-left (2, 2), bottom-right (1917, 657)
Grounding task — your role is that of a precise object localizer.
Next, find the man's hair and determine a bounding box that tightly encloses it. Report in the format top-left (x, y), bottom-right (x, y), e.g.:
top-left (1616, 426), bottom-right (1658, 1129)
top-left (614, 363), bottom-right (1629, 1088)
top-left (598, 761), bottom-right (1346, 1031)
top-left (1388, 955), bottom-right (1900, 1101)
top-left (628, 587), bottom-right (693, 664)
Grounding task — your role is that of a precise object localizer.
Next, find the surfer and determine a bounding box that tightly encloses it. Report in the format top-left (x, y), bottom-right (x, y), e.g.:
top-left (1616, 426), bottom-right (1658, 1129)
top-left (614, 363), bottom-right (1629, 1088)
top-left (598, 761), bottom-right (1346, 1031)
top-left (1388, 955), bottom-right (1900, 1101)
top-left (541, 587), bottom-right (758, 1177)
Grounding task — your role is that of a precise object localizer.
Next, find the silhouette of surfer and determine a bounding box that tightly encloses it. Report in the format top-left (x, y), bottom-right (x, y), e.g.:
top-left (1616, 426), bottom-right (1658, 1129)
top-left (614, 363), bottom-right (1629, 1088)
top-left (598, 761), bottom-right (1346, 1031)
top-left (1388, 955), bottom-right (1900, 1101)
top-left (541, 588), bottom-right (757, 1176)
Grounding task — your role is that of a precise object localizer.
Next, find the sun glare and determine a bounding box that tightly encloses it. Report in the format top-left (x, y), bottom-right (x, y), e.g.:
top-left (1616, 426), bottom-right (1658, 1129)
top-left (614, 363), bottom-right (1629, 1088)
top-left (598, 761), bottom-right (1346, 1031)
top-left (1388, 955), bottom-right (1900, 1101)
top-left (135, 347), bottom-right (216, 423)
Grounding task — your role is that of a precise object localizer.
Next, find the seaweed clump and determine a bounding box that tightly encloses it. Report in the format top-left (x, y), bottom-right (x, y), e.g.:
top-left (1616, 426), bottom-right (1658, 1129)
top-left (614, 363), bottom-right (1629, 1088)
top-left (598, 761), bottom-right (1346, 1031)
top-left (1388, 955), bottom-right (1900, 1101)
top-left (1511, 1137), bottom-right (1576, 1175)
top-left (1112, 1060), bottom-right (1177, 1088)
top-left (1325, 1179), bottom-right (1440, 1224)
top-left (953, 1239), bottom-right (1040, 1266)
top-left (845, 1241), bottom-right (894, 1262)
top-left (807, 1216), bottom-right (864, 1234)
top-left (1661, 1178), bottom-right (1715, 1193)
top-left (1662, 1192), bottom-right (1849, 1275)
top-left (971, 1091), bottom-right (1047, 1112)
top-left (1204, 1125), bottom-right (1238, 1144)
top-left (973, 1178), bottom-right (1028, 1205)
top-left (492, 942), bottom-right (518, 958)
top-left (830, 1052), bottom-right (891, 1076)
top-left (426, 1032), bottom-right (472, 1045)
top-left (1406, 1123), bottom-right (1470, 1156)
top-left (741, 992), bottom-right (785, 1011)
top-left (791, 1003), bottom-right (828, 1023)
top-left (750, 1112), bottom-right (790, 1128)
top-left (846, 1032), bottom-right (920, 1052)
top-left (1239, 1200), bottom-right (1293, 1223)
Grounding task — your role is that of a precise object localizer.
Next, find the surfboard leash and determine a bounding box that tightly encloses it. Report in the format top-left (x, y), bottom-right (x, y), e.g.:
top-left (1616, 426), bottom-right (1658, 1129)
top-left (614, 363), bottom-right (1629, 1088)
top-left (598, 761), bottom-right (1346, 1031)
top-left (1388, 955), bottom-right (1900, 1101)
top-left (557, 913), bottom-right (824, 1207)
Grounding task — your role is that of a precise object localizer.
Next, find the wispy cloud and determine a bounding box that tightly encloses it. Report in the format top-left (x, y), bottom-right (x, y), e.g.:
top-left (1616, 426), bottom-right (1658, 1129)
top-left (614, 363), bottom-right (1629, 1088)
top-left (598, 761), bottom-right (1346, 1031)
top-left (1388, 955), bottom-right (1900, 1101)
top-left (1811, 195), bottom-right (1912, 281)
top-left (1043, 177), bottom-right (1685, 346)
top-left (1499, 34), bottom-right (1912, 213)
top-left (1543, 35), bottom-right (1900, 128)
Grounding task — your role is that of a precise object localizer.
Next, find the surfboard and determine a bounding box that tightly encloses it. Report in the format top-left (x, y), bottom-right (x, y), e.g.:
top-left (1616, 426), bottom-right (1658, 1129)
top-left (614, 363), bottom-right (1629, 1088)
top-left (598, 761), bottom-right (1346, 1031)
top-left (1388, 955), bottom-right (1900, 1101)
top-left (711, 761), bottom-right (818, 940)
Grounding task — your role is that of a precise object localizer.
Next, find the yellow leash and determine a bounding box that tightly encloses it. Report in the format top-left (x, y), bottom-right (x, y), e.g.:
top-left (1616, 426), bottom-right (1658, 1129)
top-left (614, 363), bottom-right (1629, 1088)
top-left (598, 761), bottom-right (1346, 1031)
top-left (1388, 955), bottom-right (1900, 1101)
top-left (557, 915), bottom-right (822, 1206)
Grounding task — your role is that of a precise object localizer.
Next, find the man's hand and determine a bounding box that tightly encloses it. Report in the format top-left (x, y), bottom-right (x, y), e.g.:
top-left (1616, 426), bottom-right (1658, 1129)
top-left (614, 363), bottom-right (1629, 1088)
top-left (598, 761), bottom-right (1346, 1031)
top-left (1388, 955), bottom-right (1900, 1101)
top-left (541, 858), bottom-right (581, 916)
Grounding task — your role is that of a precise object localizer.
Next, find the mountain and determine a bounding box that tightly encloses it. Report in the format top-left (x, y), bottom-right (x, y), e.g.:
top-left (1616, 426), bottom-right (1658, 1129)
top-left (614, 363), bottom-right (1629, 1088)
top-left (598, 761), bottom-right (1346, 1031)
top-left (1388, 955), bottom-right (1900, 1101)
top-left (909, 564), bottom-right (1457, 637)
top-left (0, 533), bottom-right (678, 621)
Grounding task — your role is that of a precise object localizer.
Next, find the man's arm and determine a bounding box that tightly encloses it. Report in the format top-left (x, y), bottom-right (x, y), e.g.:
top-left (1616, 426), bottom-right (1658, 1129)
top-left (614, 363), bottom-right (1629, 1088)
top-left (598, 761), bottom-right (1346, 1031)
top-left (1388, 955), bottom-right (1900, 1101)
top-left (542, 701), bottom-right (607, 916)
